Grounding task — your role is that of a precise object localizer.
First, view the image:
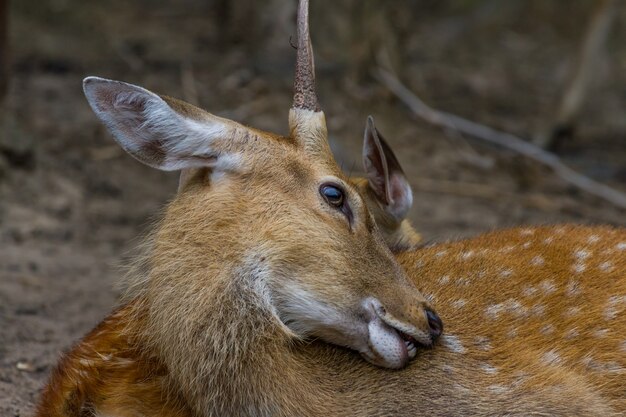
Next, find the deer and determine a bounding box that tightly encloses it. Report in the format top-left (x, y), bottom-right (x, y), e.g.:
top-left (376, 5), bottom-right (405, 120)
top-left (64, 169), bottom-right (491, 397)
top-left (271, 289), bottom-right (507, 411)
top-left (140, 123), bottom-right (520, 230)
top-left (34, 1), bottom-right (443, 416)
top-left (34, 1), bottom-right (624, 415)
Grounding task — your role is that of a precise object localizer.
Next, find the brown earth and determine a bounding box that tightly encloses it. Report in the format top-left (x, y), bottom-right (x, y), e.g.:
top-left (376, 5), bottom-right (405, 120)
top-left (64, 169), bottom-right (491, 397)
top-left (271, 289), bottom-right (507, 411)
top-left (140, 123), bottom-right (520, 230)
top-left (1, 1), bottom-right (626, 415)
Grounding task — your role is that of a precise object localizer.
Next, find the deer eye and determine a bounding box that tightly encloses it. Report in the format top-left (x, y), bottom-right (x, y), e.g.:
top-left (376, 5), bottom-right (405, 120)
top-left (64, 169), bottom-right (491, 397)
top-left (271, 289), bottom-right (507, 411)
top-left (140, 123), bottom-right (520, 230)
top-left (320, 184), bottom-right (345, 208)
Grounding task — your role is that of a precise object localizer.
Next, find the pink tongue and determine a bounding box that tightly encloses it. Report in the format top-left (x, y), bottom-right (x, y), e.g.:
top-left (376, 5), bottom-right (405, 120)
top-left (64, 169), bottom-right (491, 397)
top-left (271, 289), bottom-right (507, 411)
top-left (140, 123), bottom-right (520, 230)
top-left (367, 316), bottom-right (408, 369)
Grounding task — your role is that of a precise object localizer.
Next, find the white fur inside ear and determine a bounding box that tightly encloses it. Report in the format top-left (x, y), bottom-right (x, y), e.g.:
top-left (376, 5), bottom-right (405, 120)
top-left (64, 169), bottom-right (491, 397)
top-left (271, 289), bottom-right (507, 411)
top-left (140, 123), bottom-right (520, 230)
top-left (83, 77), bottom-right (235, 172)
top-left (388, 175), bottom-right (413, 221)
top-left (169, 117), bottom-right (231, 162)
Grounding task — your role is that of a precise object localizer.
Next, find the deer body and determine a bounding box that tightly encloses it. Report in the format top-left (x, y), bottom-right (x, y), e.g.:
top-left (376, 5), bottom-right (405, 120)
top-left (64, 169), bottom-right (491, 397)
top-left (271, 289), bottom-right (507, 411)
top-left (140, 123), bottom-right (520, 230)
top-left (34, 0), bottom-right (623, 414)
top-left (36, 225), bottom-right (624, 416)
top-left (406, 224), bottom-right (625, 414)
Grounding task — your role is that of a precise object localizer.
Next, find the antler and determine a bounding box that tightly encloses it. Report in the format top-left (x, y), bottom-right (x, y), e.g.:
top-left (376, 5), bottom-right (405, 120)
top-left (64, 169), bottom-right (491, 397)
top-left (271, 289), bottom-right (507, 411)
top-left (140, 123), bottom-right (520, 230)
top-left (289, 0), bottom-right (328, 155)
top-left (292, 0), bottom-right (320, 112)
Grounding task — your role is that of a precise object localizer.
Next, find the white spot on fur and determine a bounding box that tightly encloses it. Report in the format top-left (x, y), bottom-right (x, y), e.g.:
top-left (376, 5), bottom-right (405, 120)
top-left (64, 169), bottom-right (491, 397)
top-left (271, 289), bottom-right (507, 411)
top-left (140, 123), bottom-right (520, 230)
top-left (587, 235), bottom-right (600, 244)
top-left (486, 299), bottom-right (527, 319)
top-left (531, 256), bottom-right (544, 266)
top-left (599, 261), bottom-right (614, 272)
top-left (603, 362), bottom-right (624, 374)
top-left (499, 268), bottom-right (513, 278)
top-left (542, 349), bottom-right (562, 365)
top-left (605, 295), bottom-right (626, 320)
top-left (543, 237), bottom-right (554, 244)
top-left (522, 241), bottom-right (532, 249)
top-left (480, 363), bottom-right (498, 374)
top-left (442, 334), bottom-right (466, 354)
top-left (609, 295), bottom-right (626, 305)
top-left (620, 340), bottom-right (626, 352)
top-left (522, 286), bottom-right (538, 297)
top-left (604, 305), bottom-right (618, 321)
top-left (499, 245), bottom-right (516, 253)
top-left (581, 357), bottom-right (624, 373)
top-left (563, 306), bottom-right (581, 318)
top-left (572, 262), bottom-right (586, 273)
top-left (574, 249), bottom-right (590, 260)
top-left (520, 229), bottom-right (534, 236)
top-left (564, 328), bottom-right (579, 339)
top-left (593, 328), bottom-right (609, 338)
top-left (452, 299), bottom-right (467, 309)
top-left (460, 250), bottom-right (474, 260)
top-left (438, 275), bottom-right (451, 284)
top-left (435, 250), bottom-right (448, 257)
top-left (507, 327), bottom-right (518, 338)
top-left (616, 242), bottom-right (626, 251)
top-left (485, 304), bottom-right (503, 319)
top-left (508, 300), bottom-right (527, 317)
top-left (539, 279), bottom-right (556, 294)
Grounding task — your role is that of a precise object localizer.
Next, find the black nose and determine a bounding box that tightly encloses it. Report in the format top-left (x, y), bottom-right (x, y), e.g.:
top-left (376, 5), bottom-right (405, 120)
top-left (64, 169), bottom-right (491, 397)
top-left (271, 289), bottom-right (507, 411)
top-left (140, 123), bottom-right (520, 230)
top-left (426, 309), bottom-right (443, 339)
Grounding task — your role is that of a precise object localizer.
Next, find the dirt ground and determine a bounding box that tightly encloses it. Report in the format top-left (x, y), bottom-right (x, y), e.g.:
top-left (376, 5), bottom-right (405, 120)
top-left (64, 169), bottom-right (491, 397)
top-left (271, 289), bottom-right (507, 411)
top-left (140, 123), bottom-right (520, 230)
top-left (2, 1), bottom-right (626, 415)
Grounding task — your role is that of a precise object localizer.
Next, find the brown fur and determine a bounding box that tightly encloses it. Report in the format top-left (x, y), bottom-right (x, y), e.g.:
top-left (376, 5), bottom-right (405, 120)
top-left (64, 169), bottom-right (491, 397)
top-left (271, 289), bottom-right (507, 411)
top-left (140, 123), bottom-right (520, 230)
top-left (35, 225), bottom-right (624, 416)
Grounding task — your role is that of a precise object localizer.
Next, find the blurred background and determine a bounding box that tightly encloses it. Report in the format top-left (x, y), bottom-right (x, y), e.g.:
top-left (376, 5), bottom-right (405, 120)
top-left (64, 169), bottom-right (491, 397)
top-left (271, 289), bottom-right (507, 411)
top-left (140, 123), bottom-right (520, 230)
top-left (1, 0), bottom-right (625, 414)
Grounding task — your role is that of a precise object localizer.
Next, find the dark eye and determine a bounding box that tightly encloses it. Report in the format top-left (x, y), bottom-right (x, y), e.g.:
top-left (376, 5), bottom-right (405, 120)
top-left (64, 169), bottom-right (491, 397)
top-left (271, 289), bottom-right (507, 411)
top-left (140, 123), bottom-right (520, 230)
top-left (320, 184), bottom-right (345, 208)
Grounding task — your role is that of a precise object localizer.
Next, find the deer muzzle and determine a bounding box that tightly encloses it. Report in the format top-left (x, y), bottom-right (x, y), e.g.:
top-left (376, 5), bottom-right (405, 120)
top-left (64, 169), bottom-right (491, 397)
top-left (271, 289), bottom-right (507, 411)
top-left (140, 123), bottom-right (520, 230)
top-left (360, 297), bottom-right (443, 369)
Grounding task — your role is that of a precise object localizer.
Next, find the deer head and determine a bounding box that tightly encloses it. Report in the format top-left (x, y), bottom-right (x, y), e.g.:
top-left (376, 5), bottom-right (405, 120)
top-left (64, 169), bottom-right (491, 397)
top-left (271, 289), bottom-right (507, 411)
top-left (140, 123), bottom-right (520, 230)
top-left (82, 0), bottom-right (441, 370)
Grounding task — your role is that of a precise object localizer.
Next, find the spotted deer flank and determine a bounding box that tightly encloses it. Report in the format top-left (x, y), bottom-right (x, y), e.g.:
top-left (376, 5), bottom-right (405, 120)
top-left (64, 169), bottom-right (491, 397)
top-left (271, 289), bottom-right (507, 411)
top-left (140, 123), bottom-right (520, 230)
top-left (401, 224), bottom-right (626, 414)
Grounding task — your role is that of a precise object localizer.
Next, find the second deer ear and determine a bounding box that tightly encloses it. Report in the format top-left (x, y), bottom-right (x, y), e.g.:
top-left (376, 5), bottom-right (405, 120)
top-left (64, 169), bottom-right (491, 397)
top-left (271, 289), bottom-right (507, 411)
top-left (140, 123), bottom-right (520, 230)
top-left (83, 77), bottom-right (246, 173)
top-left (362, 116), bottom-right (413, 222)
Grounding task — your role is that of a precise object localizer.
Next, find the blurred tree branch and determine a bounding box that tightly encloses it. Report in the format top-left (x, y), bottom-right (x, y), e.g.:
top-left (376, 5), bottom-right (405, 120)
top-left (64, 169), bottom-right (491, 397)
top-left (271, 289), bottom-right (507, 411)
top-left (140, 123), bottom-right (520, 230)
top-left (536, 0), bottom-right (617, 151)
top-left (376, 67), bottom-right (626, 210)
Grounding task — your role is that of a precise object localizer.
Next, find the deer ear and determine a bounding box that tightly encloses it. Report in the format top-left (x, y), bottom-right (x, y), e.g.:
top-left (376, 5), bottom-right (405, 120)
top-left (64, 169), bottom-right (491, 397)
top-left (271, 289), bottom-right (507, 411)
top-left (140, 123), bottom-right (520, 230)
top-left (362, 116), bottom-right (413, 221)
top-left (83, 77), bottom-right (243, 172)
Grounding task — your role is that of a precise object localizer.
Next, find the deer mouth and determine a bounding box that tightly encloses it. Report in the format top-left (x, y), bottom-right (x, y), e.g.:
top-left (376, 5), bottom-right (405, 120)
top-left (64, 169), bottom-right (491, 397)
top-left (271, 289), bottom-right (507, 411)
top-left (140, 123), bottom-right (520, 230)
top-left (397, 329), bottom-right (419, 359)
top-left (360, 298), bottom-right (434, 369)
top-left (378, 311), bottom-right (434, 349)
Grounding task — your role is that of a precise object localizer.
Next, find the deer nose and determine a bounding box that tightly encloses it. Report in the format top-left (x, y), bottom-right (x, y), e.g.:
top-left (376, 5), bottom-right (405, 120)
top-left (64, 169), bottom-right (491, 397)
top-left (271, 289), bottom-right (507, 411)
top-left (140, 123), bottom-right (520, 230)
top-left (425, 309), bottom-right (443, 339)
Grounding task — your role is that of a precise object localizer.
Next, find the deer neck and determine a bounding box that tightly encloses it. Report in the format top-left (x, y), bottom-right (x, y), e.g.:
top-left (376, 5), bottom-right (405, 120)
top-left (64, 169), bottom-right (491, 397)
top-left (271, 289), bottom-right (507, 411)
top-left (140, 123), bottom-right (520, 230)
top-left (123, 240), bottom-right (328, 416)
